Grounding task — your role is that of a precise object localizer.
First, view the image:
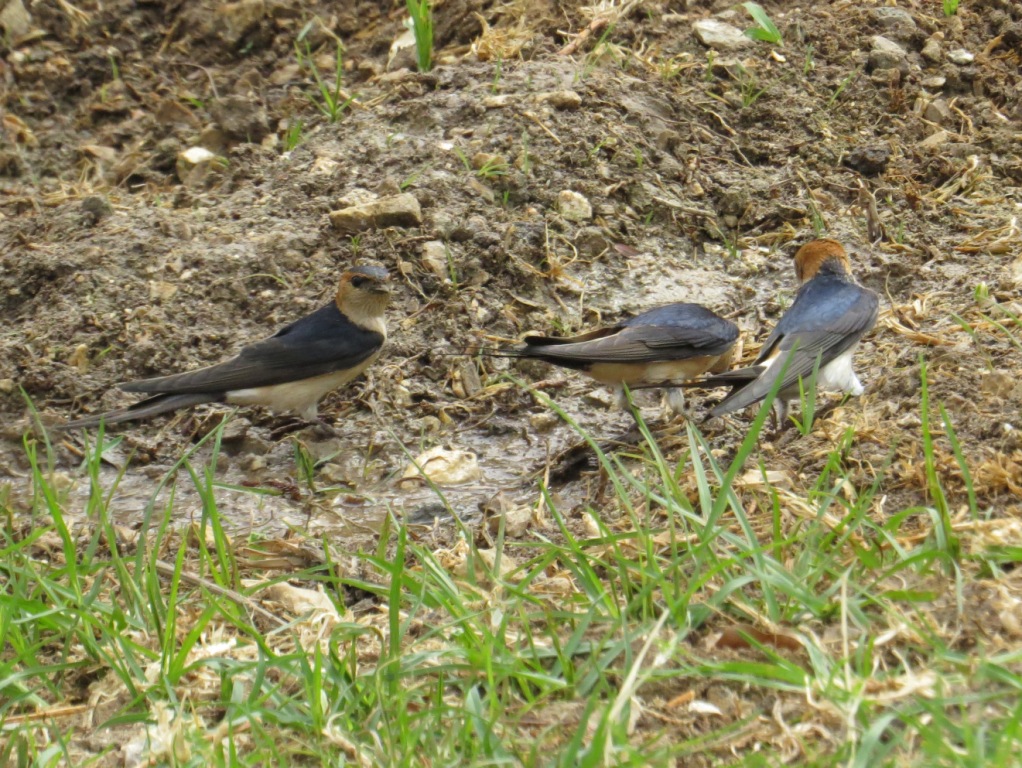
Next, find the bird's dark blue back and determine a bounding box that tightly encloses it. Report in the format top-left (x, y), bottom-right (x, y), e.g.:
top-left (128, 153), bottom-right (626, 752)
top-left (257, 301), bottom-right (384, 368)
top-left (627, 303), bottom-right (738, 343)
top-left (772, 273), bottom-right (875, 338)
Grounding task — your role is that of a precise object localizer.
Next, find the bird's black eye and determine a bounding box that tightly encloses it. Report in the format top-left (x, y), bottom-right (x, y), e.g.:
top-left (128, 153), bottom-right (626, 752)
top-left (351, 276), bottom-right (367, 289)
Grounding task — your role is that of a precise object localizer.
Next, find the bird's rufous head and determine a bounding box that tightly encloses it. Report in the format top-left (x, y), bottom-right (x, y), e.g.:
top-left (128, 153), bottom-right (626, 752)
top-left (794, 239), bottom-right (852, 283)
top-left (336, 265), bottom-right (391, 318)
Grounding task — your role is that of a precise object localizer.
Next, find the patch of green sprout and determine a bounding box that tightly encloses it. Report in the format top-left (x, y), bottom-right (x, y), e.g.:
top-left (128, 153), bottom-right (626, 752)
top-left (444, 243), bottom-right (459, 288)
top-left (292, 439), bottom-right (317, 493)
top-left (743, 2), bottom-right (783, 46)
top-left (577, 24), bottom-right (617, 81)
top-left (790, 357), bottom-right (820, 436)
top-left (827, 68), bottom-right (861, 108)
top-left (737, 65), bottom-right (766, 108)
top-left (406, 0), bottom-right (434, 72)
top-left (918, 356), bottom-right (961, 567)
top-left (295, 38), bottom-right (357, 123)
top-left (893, 220), bottom-right (907, 244)
top-left (587, 137), bottom-right (614, 163)
top-left (712, 224), bottom-right (741, 260)
top-left (806, 194), bottom-right (827, 236)
top-left (400, 165), bottom-right (428, 190)
top-left (283, 118), bottom-right (304, 152)
top-left (987, 302), bottom-right (1022, 352)
top-left (519, 130), bottom-right (532, 175)
top-left (491, 56), bottom-right (503, 93)
top-left (659, 55), bottom-right (687, 81)
top-left (475, 157), bottom-right (508, 179)
top-left (452, 146), bottom-right (472, 172)
top-left (803, 43), bottom-right (815, 74)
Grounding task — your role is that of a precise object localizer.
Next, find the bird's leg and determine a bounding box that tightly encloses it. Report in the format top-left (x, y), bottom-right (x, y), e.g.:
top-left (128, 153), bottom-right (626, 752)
top-left (769, 398), bottom-right (790, 435)
top-left (613, 385), bottom-right (630, 412)
top-left (615, 385), bottom-right (647, 429)
top-left (662, 387), bottom-right (692, 421)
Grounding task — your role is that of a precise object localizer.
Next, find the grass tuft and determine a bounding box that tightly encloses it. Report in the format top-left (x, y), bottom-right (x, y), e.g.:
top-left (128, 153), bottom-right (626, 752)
top-left (743, 2), bottom-right (783, 46)
top-left (295, 38), bottom-right (357, 123)
top-left (406, 0), bottom-right (434, 72)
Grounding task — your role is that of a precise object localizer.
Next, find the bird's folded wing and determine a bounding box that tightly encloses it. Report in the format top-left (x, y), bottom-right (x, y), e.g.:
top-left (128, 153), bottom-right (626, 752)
top-left (521, 326), bottom-right (618, 347)
top-left (122, 304), bottom-right (384, 394)
top-left (723, 331), bottom-right (847, 408)
top-left (525, 324), bottom-right (734, 363)
top-left (637, 323), bottom-right (738, 355)
top-left (759, 280), bottom-right (878, 361)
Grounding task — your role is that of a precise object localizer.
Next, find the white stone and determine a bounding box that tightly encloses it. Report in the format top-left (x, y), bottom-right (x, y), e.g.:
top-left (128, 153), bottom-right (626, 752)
top-left (175, 147), bottom-right (222, 187)
top-left (421, 240), bottom-right (450, 281)
top-left (869, 36), bottom-right (908, 72)
top-left (692, 19), bottom-right (753, 51)
top-left (948, 48), bottom-right (975, 65)
top-left (557, 190), bottom-right (592, 222)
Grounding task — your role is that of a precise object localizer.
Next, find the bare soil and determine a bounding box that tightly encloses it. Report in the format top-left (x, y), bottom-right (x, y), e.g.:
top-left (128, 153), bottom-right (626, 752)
top-left (1, 0), bottom-right (1021, 758)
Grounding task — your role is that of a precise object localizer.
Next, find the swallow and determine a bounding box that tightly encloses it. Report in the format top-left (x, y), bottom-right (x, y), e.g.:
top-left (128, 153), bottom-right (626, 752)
top-left (62, 265), bottom-right (391, 429)
top-left (695, 239), bottom-right (878, 424)
top-left (479, 303), bottom-right (740, 415)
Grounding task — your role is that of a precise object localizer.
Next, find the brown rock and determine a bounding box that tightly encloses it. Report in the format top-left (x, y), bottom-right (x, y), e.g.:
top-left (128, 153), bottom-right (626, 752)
top-left (155, 99), bottom-right (200, 127)
top-left (844, 144), bottom-right (890, 176)
top-left (217, 0), bottom-right (265, 46)
top-left (0, 0), bottom-right (33, 40)
top-left (210, 95), bottom-right (270, 143)
top-left (537, 90), bottom-right (582, 110)
top-left (329, 193), bottom-right (423, 233)
top-left (924, 98), bottom-right (951, 125)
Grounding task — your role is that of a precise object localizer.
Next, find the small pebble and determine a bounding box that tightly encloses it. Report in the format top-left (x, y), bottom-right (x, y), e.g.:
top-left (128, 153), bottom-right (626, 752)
top-left (557, 190), bottom-right (593, 222)
top-left (80, 195), bottom-right (112, 225)
top-left (537, 90), bottom-right (582, 110)
top-left (947, 48), bottom-right (975, 65)
top-left (529, 412), bottom-right (559, 433)
top-left (844, 144), bottom-right (890, 176)
top-left (421, 240), bottom-right (450, 280)
top-left (869, 36), bottom-right (909, 73)
top-left (924, 98), bottom-right (951, 125)
top-left (176, 146), bottom-right (223, 188)
top-left (921, 34), bottom-right (944, 64)
top-left (692, 19), bottom-right (753, 51)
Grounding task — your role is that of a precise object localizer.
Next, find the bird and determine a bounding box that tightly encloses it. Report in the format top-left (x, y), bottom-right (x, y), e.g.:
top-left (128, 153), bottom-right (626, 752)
top-left (477, 303), bottom-right (740, 416)
top-left (694, 239), bottom-right (878, 424)
top-left (62, 265), bottom-right (392, 429)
